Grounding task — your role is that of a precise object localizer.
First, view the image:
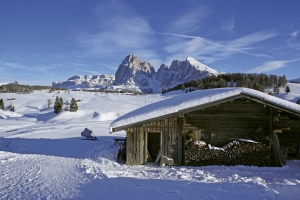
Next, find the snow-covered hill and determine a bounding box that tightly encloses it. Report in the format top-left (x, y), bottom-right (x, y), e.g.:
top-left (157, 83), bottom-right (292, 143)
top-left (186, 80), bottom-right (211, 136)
top-left (1, 83), bottom-right (300, 199)
top-left (52, 54), bottom-right (219, 93)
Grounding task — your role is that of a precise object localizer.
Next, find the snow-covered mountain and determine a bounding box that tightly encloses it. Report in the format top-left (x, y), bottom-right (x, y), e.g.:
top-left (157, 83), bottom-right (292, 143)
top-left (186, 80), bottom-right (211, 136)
top-left (0, 81), bottom-right (20, 86)
top-left (290, 78), bottom-right (300, 83)
top-left (157, 56), bottom-right (219, 89)
top-left (52, 74), bottom-right (115, 89)
top-left (52, 54), bottom-right (219, 93)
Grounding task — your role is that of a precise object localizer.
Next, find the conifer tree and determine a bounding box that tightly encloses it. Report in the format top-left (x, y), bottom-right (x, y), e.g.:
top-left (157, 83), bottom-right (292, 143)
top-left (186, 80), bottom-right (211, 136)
top-left (70, 98), bottom-right (78, 112)
top-left (54, 96), bottom-right (59, 114)
top-left (285, 85), bottom-right (290, 93)
top-left (0, 99), bottom-right (4, 110)
top-left (57, 97), bottom-right (63, 113)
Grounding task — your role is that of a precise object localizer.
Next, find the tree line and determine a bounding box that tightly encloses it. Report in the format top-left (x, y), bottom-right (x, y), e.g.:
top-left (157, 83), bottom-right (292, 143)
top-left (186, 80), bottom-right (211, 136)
top-left (0, 84), bottom-right (63, 93)
top-left (165, 73), bottom-right (288, 94)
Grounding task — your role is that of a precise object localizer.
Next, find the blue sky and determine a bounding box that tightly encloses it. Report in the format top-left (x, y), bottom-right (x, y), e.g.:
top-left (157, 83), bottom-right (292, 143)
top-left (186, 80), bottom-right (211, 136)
top-left (0, 0), bottom-right (300, 85)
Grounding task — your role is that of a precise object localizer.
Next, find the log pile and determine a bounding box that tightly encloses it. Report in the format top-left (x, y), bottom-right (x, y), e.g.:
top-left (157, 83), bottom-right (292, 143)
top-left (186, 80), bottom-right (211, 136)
top-left (185, 140), bottom-right (271, 167)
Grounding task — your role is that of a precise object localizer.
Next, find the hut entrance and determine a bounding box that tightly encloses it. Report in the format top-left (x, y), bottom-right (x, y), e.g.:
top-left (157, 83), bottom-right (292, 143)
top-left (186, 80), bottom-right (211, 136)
top-left (147, 132), bottom-right (161, 162)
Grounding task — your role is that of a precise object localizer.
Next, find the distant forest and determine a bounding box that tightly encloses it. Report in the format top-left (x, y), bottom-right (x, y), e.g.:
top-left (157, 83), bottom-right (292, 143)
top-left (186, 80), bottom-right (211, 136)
top-left (165, 73), bottom-right (288, 94)
top-left (0, 84), bottom-right (61, 93)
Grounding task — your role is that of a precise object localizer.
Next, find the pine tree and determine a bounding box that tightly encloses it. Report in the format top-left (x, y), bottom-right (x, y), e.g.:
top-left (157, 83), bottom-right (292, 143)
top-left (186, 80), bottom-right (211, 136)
top-left (59, 97), bottom-right (63, 111)
top-left (54, 96), bottom-right (59, 114)
top-left (0, 99), bottom-right (4, 110)
top-left (285, 85), bottom-right (290, 93)
top-left (70, 98), bottom-right (78, 112)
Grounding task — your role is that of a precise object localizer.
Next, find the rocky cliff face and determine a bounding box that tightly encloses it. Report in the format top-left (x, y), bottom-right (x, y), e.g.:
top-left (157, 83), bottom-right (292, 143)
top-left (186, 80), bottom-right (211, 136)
top-left (52, 54), bottom-right (219, 93)
top-left (114, 54), bottom-right (157, 93)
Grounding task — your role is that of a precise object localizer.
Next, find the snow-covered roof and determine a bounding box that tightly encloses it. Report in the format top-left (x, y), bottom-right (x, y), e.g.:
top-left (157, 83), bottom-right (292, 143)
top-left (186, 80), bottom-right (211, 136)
top-left (109, 88), bottom-right (300, 133)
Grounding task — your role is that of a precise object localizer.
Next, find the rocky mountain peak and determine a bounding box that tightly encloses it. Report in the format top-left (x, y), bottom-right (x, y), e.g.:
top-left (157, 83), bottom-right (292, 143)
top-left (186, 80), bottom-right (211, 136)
top-left (114, 54), bottom-right (156, 92)
top-left (53, 55), bottom-right (220, 93)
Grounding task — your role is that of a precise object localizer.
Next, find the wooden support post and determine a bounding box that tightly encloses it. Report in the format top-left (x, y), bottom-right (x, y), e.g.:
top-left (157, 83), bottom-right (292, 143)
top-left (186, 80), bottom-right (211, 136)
top-left (144, 124), bottom-right (148, 164)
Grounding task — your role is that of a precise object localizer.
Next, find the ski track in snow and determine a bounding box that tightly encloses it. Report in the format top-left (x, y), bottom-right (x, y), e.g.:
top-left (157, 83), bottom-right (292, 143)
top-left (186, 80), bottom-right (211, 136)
top-left (0, 152), bottom-right (86, 199)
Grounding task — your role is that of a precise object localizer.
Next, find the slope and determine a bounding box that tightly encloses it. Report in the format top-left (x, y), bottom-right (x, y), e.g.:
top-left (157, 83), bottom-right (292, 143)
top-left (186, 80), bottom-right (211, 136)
top-left (0, 84), bottom-right (300, 199)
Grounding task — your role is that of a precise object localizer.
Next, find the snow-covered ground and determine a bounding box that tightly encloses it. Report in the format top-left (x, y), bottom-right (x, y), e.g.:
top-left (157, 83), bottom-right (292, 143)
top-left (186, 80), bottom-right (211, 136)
top-left (1, 84), bottom-right (300, 200)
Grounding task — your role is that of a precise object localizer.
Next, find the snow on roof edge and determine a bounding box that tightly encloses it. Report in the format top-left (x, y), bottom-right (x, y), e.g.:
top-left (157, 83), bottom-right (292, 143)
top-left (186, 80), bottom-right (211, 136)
top-left (109, 88), bottom-right (300, 133)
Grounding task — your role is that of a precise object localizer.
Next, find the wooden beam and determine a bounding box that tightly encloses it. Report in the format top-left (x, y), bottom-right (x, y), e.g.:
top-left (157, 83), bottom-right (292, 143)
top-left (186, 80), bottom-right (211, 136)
top-left (147, 125), bottom-right (179, 128)
top-left (273, 127), bottom-right (290, 133)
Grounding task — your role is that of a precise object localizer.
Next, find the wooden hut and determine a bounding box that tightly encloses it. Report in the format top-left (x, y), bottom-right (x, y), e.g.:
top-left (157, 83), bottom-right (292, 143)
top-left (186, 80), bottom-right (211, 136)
top-left (109, 88), bottom-right (300, 167)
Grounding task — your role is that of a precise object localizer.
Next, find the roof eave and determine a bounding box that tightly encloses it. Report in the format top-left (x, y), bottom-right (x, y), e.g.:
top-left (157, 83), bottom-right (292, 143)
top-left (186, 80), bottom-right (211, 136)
top-left (111, 94), bottom-right (243, 133)
top-left (110, 92), bottom-right (300, 133)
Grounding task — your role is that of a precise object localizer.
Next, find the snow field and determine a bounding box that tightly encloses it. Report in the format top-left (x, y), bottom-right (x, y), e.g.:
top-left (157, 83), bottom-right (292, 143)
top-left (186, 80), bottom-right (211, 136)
top-left (0, 84), bottom-right (300, 199)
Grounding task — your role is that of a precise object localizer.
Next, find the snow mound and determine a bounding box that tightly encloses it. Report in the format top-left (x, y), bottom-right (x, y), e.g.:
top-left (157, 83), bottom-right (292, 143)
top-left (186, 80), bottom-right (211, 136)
top-left (0, 110), bottom-right (23, 119)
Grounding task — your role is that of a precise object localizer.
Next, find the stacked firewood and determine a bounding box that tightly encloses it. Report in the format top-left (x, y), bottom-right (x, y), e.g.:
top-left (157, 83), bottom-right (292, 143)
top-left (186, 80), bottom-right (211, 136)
top-left (185, 140), bottom-right (271, 167)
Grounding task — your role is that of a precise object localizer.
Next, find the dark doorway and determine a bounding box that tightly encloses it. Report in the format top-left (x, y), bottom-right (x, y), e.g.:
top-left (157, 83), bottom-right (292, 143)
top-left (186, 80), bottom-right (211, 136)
top-left (147, 132), bottom-right (161, 162)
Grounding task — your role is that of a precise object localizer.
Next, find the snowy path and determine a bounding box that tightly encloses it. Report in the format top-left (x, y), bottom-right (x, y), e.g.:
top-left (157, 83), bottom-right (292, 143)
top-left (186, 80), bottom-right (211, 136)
top-left (1, 128), bottom-right (300, 199)
top-left (0, 152), bottom-right (86, 199)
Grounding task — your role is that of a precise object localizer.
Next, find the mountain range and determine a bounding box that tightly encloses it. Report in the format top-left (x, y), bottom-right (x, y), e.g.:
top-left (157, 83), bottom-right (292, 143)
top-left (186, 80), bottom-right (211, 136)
top-left (52, 54), bottom-right (220, 93)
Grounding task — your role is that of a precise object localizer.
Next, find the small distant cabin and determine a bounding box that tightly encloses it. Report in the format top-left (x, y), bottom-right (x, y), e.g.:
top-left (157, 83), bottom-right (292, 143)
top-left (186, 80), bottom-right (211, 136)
top-left (109, 88), bottom-right (300, 167)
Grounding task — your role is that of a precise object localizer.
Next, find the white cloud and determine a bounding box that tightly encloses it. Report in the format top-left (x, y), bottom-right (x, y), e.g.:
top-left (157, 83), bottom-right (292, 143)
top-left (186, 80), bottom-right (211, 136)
top-left (220, 17), bottom-right (235, 32)
top-left (247, 59), bottom-right (300, 73)
top-left (168, 6), bottom-right (211, 34)
top-left (162, 30), bottom-right (277, 65)
top-left (286, 31), bottom-right (300, 50)
top-left (0, 61), bottom-right (26, 69)
top-left (1, 51), bottom-right (12, 59)
top-left (291, 31), bottom-right (298, 37)
top-left (226, 31), bottom-right (278, 49)
top-left (76, 1), bottom-right (162, 68)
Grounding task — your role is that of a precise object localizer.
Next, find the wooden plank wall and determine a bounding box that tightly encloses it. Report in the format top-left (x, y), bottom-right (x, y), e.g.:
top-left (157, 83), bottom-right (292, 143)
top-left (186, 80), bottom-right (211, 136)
top-left (273, 112), bottom-right (300, 156)
top-left (147, 117), bottom-right (182, 165)
top-left (126, 118), bottom-right (183, 165)
top-left (126, 126), bottom-right (144, 165)
top-left (184, 99), bottom-right (270, 146)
